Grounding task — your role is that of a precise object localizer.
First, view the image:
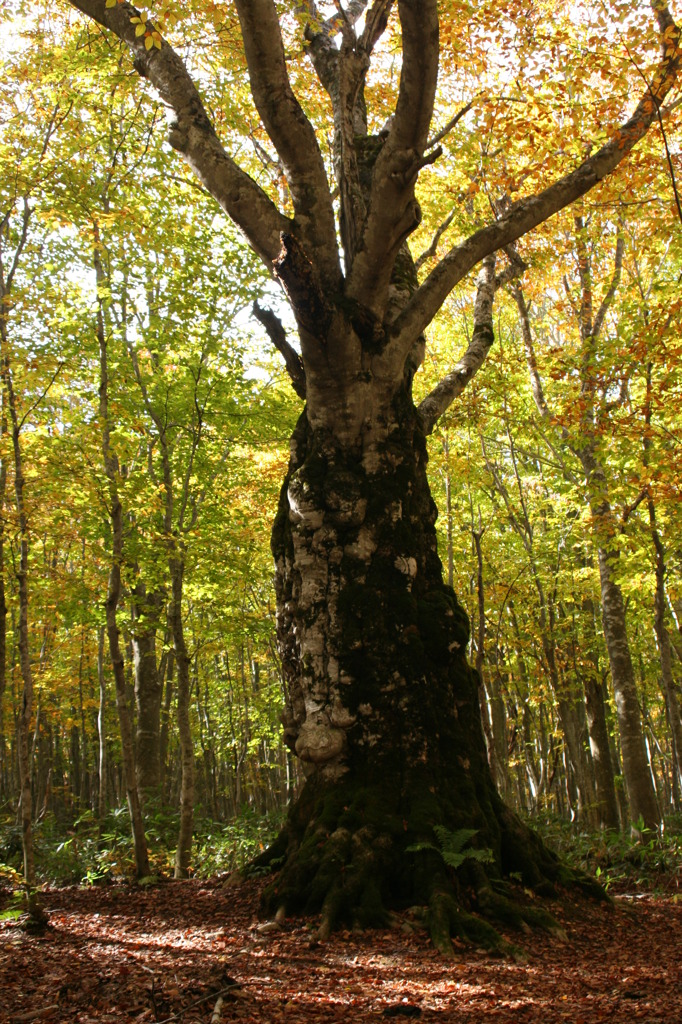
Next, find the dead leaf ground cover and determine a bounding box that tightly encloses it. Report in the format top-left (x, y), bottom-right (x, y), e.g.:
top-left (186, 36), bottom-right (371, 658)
top-left (1, 877), bottom-right (680, 1023)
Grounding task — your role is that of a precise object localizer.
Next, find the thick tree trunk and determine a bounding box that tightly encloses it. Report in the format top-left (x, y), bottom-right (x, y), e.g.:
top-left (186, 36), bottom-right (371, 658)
top-left (263, 388), bottom-right (590, 950)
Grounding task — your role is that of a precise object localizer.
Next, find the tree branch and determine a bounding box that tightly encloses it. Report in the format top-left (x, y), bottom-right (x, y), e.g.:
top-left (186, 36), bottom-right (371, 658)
top-left (510, 283), bottom-right (554, 426)
top-left (253, 301), bottom-right (307, 399)
top-left (415, 208), bottom-right (456, 272)
top-left (418, 245), bottom-right (527, 433)
top-left (67, 0), bottom-right (291, 268)
top-left (389, 6), bottom-right (681, 357)
top-left (592, 233), bottom-right (625, 340)
top-left (418, 255), bottom-right (496, 435)
top-left (427, 98), bottom-right (475, 150)
top-left (345, 0), bottom-right (439, 311)
top-left (234, 0), bottom-right (341, 289)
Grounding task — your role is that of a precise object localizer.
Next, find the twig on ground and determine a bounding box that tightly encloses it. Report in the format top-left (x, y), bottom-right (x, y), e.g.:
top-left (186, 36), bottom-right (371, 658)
top-left (155, 983), bottom-right (241, 1024)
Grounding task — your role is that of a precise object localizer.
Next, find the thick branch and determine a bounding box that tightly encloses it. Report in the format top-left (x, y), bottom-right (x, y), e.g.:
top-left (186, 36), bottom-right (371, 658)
top-left (67, 0), bottom-right (290, 268)
top-left (419, 245), bottom-right (527, 432)
top-left (418, 255), bottom-right (496, 434)
top-left (234, 0), bottom-right (341, 288)
top-left (253, 301), bottom-right (306, 399)
top-left (390, 11), bottom-right (681, 356)
top-left (345, 0), bottom-right (439, 311)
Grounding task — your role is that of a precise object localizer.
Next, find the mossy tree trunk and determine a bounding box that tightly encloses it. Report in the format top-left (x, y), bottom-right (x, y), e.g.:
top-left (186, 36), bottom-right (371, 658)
top-left (263, 355), bottom-right (582, 949)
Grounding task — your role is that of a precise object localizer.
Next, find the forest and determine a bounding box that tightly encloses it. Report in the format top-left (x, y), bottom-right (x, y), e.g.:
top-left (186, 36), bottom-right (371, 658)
top-left (1, 0), bottom-right (682, 1020)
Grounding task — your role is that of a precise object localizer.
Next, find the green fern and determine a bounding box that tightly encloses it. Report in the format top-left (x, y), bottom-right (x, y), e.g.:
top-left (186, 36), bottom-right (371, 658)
top-left (406, 826), bottom-right (494, 869)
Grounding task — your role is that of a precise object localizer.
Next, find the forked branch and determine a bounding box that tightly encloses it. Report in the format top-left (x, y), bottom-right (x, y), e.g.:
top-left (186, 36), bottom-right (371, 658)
top-left (391, 3), bottom-right (681, 357)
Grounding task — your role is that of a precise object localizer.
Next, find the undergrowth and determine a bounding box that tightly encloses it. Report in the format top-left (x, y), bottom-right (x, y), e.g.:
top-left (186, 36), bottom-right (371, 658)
top-left (2, 806), bottom-right (680, 897)
top-left (529, 813), bottom-right (682, 895)
top-left (0, 805), bottom-right (286, 887)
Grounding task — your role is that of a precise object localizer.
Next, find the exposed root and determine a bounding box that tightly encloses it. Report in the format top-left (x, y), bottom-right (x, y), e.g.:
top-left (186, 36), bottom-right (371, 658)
top-left (256, 781), bottom-right (605, 957)
top-left (428, 884), bottom-right (525, 960)
top-left (476, 885), bottom-right (568, 943)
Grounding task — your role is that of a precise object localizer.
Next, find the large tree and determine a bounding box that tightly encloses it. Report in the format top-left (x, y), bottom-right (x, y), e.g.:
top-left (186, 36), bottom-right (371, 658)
top-left (64, 0), bottom-right (680, 949)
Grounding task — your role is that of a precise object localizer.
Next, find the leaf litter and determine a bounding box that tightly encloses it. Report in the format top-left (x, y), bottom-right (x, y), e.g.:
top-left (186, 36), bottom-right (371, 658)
top-left (1, 878), bottom-right (681, 1023)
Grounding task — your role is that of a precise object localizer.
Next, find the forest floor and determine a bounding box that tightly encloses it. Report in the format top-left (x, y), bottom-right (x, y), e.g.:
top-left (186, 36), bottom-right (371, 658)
top-left (1, 876), bottom-right (681, 1024)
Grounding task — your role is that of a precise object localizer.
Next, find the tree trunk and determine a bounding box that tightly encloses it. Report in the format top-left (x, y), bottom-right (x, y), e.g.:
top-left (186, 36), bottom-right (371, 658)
top-left (131, 584), bottom-right (164, 804)
top-left (263, 389), bottom-right (590, 950)
top-left (2, 305), bottom-right (44, 922)
top-left (96, 224), bottom-right (150, 878)
top-left (649, 505), bottom-right (682, 789)
top-left (170, 549), bottom-right (194, 878)
top-left (97, 624), bottom-right (107, 822)
top-left (592, 532), bottom-right (660, 830)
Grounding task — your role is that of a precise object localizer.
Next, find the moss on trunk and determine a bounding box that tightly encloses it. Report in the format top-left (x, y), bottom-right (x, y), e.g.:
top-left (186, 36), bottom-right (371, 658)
top-left (262, 388), bottom-right (604, 953)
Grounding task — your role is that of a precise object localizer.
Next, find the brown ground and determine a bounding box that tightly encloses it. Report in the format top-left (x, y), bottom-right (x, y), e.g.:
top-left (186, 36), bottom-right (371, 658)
top-left (1, 878), bottom-right (680, 1023)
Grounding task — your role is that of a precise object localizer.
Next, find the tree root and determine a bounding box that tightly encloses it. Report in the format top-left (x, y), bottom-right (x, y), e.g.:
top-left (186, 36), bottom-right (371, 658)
top-left (255, 783), bottom-right (607, 958)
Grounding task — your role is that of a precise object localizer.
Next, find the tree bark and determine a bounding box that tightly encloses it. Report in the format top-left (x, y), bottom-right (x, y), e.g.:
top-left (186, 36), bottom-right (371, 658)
top-left (131, 584), bottom-right (164, 804)
top-left (262, 385), bottom-right (584, 949)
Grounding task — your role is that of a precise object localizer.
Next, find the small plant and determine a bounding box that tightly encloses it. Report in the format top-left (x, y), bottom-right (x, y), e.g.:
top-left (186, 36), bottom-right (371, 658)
top-left (407, 826), bottom-right (494, 869)
top-left (529, 812), bottom-right (682, 893)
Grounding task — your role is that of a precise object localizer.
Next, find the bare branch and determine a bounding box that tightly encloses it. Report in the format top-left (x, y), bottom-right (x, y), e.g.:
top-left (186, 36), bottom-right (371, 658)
top-left (510, 283), bottom-right (554, 426)
top-left (415, 208), bottom-right (456, 272)
top-left (427, 98), bottom-right (475, 150)
top-left (253, 301), bottom-right (307, 399)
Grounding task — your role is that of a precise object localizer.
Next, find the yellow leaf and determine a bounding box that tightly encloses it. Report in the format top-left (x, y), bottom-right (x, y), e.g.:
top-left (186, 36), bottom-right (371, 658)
top-left (135, 24), bottom-right (146, 36)
top-left (145, 35), bottom-right (154, 50)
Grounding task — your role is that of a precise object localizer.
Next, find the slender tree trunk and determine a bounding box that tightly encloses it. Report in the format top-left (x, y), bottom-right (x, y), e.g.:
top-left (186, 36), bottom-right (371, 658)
top-left (591, 525), bottom-right (659, 830)
top-left (159, 650), bottom-right (174, 803)
top-left (578, 435), bottom-right (661, 832)
top-left (643, 363), bottom-right (682, 792)
top-left (649, 506), bottom-right (682, 785)
top-left (97, 624), bottom-right (107, 822)
top-left (2, 313), bottom-right (40, 917)
top-left (95, 225), bottom-right (150, 878)
top-left (169, 549), bottom-right (194, 878)
top-left (582, 670), bottom-right (620, 829)
top-left (131, 583), bottom-right (164, 804)
top-left (0, 401), bottom-right (7, 800)
top-left (471, 524), bottom-right (507, 794)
